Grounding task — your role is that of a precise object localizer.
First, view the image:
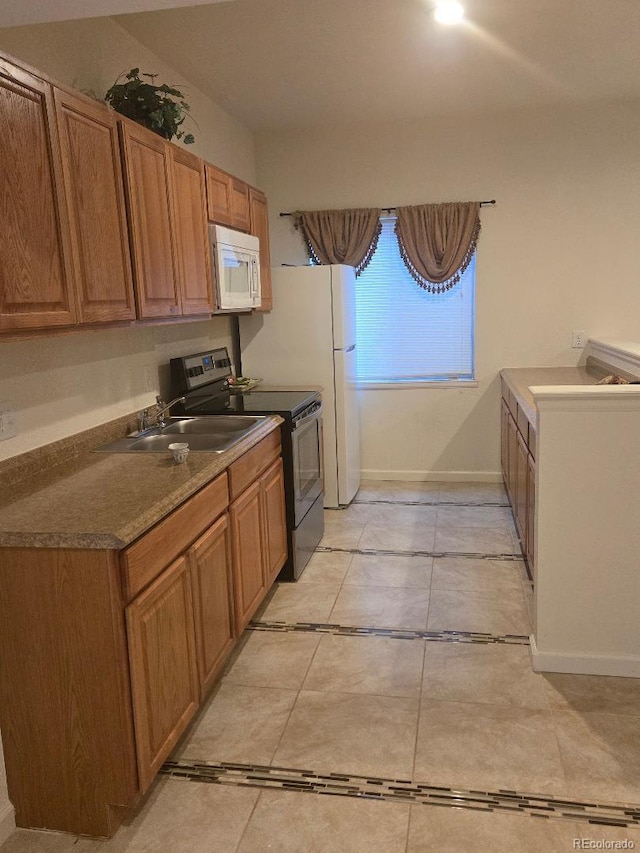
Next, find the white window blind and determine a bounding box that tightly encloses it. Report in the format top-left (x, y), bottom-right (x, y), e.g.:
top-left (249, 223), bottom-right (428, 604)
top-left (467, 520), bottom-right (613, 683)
top-left (355, 216), bottom-right (475, 385)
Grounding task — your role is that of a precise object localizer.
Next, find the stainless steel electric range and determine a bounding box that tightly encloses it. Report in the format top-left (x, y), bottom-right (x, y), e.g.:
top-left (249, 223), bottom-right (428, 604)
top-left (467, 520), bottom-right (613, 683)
top-left (169, 348), bottom-right (324, 580)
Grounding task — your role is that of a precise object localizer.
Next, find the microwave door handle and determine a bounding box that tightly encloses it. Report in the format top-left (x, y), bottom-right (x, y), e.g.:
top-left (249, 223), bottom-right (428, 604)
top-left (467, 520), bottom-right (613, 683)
top-left (251, 258), bottom-right (259, 298)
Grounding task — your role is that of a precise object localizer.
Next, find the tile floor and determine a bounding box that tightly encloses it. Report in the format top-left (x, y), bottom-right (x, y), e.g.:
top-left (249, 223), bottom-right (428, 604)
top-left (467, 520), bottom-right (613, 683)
top-left (3, 480), bottom-right (640, 852)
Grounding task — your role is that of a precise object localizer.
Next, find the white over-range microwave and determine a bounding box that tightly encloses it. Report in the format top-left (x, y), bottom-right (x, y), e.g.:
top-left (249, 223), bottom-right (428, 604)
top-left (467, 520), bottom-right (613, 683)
top-left (210, 223), bottom-right (261, 311)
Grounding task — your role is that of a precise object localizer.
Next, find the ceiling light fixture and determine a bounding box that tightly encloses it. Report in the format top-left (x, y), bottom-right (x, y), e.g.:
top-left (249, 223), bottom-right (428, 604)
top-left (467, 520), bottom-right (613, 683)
top-left (434, 1), bottom-right (465, 25)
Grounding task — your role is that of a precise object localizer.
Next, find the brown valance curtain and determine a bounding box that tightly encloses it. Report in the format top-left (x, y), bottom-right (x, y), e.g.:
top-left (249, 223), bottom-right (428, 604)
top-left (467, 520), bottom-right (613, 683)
top-left (395, 202), bottom-right (481, 293)
top-left (293, 208), bottom-right (382, 275)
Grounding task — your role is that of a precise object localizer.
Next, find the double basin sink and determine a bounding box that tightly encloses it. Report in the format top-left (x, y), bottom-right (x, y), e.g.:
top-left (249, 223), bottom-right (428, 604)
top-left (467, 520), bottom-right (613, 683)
top-left (95, 416), bottom-right (265, 454)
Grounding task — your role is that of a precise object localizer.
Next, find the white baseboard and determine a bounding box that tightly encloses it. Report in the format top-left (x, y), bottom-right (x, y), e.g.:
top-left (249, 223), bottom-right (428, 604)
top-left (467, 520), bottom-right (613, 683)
top-left (360, 470), bottom-right (503, 483)
top-left (0, 799), bottom-right (15, 848)
top-left (530, 635), bottom-right (640, 677)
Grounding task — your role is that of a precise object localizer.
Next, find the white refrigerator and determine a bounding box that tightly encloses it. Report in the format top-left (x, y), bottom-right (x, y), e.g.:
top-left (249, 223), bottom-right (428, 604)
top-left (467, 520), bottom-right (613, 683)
top-left (239, 264), bottom-right (361, 508)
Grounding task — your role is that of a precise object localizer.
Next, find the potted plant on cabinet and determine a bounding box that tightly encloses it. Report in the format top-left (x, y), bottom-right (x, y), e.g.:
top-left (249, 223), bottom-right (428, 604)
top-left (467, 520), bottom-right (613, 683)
top-left (105, 68), bottom-right (195, 144)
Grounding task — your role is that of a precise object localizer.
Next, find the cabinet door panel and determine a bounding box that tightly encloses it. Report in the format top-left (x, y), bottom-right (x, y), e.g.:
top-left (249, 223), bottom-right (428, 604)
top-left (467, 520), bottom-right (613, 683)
top-left (205, 163), bottom-right (233, 226)
top-left (0, 61), bottom-right (76, 331)
top-left (500, 398), bottom-right (510, 489)
top-left (230, 481), bottom-right (266, 632)
top-left (261, 458), bottom-right (288, 586)
top-left (526, 452), bottom-right (536, 583)
top-left (506, 413), bottom-right (518, 505)
top-left (190, 514), bottom-right (235, 698)
top-left (249, 187), bottom-right (272, 312)
top-left (230, 177), bottom-right (250, 231)
top-left (172, 148), bottom-right (213, 315)
top-left (120, 122), bottom-right (181, 318)
top-left (126, 555), bottom-right (199, 793)
top-left (515, 429), bottom-right (528, 545)
top-left (55, 90), bottom-right (135, 323)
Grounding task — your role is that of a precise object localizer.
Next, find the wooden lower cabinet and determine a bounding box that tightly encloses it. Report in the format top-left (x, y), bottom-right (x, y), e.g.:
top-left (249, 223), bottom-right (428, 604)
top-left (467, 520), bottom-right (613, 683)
top-left (526, 452), bottom-right (536, 580)
top-left (230, 456), bottom-right (288, 631)
top-left (0, 430), bottom-right (287, 838)
top-left (261, 458), bottom-right (288, 586)
top-left (514, 429), bottom-right (528, 544)
top-left (126, 554), bottom-right (199, 794)
top-left (230, 479), bottom-right (267, 632)
top-left (500, 387), bottom-right (536, 581)
top-left (190, 514), bottom-right (235, 697)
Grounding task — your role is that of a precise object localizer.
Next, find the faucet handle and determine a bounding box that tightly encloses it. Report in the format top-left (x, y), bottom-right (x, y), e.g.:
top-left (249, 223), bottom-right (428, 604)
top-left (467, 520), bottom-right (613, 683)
top-left (137, 408), bottom-right (151, 433)
top-left (155, 395), bottom-right (165, 408)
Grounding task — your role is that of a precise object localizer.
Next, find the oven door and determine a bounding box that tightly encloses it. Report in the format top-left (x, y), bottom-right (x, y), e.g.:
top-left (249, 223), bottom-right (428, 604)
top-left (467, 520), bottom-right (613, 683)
top-left (291, 406), bottom-right (323, 526)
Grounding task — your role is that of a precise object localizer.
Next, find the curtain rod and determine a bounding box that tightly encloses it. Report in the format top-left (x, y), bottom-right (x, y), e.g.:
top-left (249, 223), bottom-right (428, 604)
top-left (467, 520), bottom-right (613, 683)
top-left (279, 200), bottom-right (496, 217)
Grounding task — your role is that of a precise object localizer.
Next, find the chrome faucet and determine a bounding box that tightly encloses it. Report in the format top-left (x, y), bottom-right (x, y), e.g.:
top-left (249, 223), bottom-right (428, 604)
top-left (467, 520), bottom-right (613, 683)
top-left (155, 395), bottom-right (186, 428)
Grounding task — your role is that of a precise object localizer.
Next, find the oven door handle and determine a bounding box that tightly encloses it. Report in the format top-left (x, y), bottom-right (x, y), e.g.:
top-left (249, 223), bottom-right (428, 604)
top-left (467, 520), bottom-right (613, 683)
top-left (292, 404), bottom-right (323, 431)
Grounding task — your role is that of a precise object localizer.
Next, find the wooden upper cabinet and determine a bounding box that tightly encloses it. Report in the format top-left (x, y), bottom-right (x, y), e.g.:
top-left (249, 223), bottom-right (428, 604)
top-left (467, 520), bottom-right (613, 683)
top-left (170, 147), bottom-right (214, 316)
top-left (54, 90), bottom-right (136, 323)
top-left (119, 120), bottom-right (181, 319)
top-left (0, 59), bottom-right (77, 331)
top-left (205, 163), bottom-right (233, 226)
top-left (204, 163), bottom-right (250, 232)
top-left (249, 187), bottom-right (272, 312)
top-left (229, 176), bottom-right (250, 231)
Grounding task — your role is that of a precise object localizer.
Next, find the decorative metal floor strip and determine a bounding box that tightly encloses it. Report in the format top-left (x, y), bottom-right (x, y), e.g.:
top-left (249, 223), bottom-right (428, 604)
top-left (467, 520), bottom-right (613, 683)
top-left (248, 620), bottom-right (530, 646)
top-left (160, 759), bottom-right (640, 829)
top-left (351, 499), bottom-right (511, 507)
top-left (316, 545), bottom-right (523, 561)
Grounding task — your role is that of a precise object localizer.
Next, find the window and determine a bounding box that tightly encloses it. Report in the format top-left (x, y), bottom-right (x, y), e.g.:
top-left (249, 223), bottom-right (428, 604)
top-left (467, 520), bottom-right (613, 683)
top-left (355, 216), bottom-right (475, 386)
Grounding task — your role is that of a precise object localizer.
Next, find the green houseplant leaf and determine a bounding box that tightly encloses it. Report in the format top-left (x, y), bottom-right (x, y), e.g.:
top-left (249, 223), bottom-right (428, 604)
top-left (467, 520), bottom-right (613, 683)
top-left (105, 68), bottom-right (196, 144)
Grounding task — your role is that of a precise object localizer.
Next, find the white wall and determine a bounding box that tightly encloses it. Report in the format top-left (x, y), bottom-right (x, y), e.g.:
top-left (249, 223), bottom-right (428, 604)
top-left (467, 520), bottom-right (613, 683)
top-left (0, 16), bottom-right (257, 829)
top-left (256, 99), bottom-right (640, 478)
top-left (0, 16), bottom-right (256, 180)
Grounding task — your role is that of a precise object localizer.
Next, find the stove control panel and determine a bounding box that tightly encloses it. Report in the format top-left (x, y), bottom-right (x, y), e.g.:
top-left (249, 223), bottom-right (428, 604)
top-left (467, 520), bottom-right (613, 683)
top-left (170, 348), bottom-right (232, 394)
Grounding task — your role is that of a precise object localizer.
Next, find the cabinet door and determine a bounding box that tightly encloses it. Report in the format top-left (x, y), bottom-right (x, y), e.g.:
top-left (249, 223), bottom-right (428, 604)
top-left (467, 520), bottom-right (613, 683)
top-left (54, 89), bottom-right (135, 323)
top-left (260, 458), bottom-right (288, 586)
top-left (171, 147), bottom-right (214, 316)
top-left (119, 120), bottom-right (181, 318)
top-left (0, 59), bottom-right (77, 331)
top-left (526, 452), bottom-right (536, 582)
top-left (126, 555), bottom-right (199, 793)
top-left (230, 480), bottom-right (266, 632)
top-left (514, 429), bottom-right (528, 546)
top-left (500, 398), bottom-right (510, 490)
top-left (229, 176), bottom-right (250, 232)
top-left (249, 187), bottom-right (272, 312)
top-left (189, 514), bottom-right (235, 698)
top-left (506, 413), bottom-right (518, 505)
top-left (205, 163), bottom-right (233, 226)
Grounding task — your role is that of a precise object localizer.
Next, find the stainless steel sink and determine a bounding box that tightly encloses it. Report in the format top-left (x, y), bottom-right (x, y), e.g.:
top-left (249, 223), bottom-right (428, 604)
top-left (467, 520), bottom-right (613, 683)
top-left (162, 416), bottom-right (262, 435)
top-left (94, 415), bottom-right (266, 453)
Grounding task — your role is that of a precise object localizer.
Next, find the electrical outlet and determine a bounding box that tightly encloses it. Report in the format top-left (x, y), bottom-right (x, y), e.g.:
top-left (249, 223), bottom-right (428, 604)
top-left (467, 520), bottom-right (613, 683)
top-left (571, 330), bottom-right (587, 349)
top-left (0, 402), bottom-right (17, 442)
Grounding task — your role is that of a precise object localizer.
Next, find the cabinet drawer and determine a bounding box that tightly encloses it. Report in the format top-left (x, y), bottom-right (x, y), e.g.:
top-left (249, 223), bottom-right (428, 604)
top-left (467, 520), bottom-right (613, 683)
top-left (228, 429), bottom-right (281, 501)
top-left (122, 472), bottom-right (229, 601)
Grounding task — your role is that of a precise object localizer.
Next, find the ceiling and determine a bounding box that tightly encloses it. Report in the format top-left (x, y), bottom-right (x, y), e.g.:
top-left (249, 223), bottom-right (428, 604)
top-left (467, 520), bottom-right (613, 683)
top-left (0, 0), bottom-right (231, 29)
top-left (8, 0), bottom-right (640, 131)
